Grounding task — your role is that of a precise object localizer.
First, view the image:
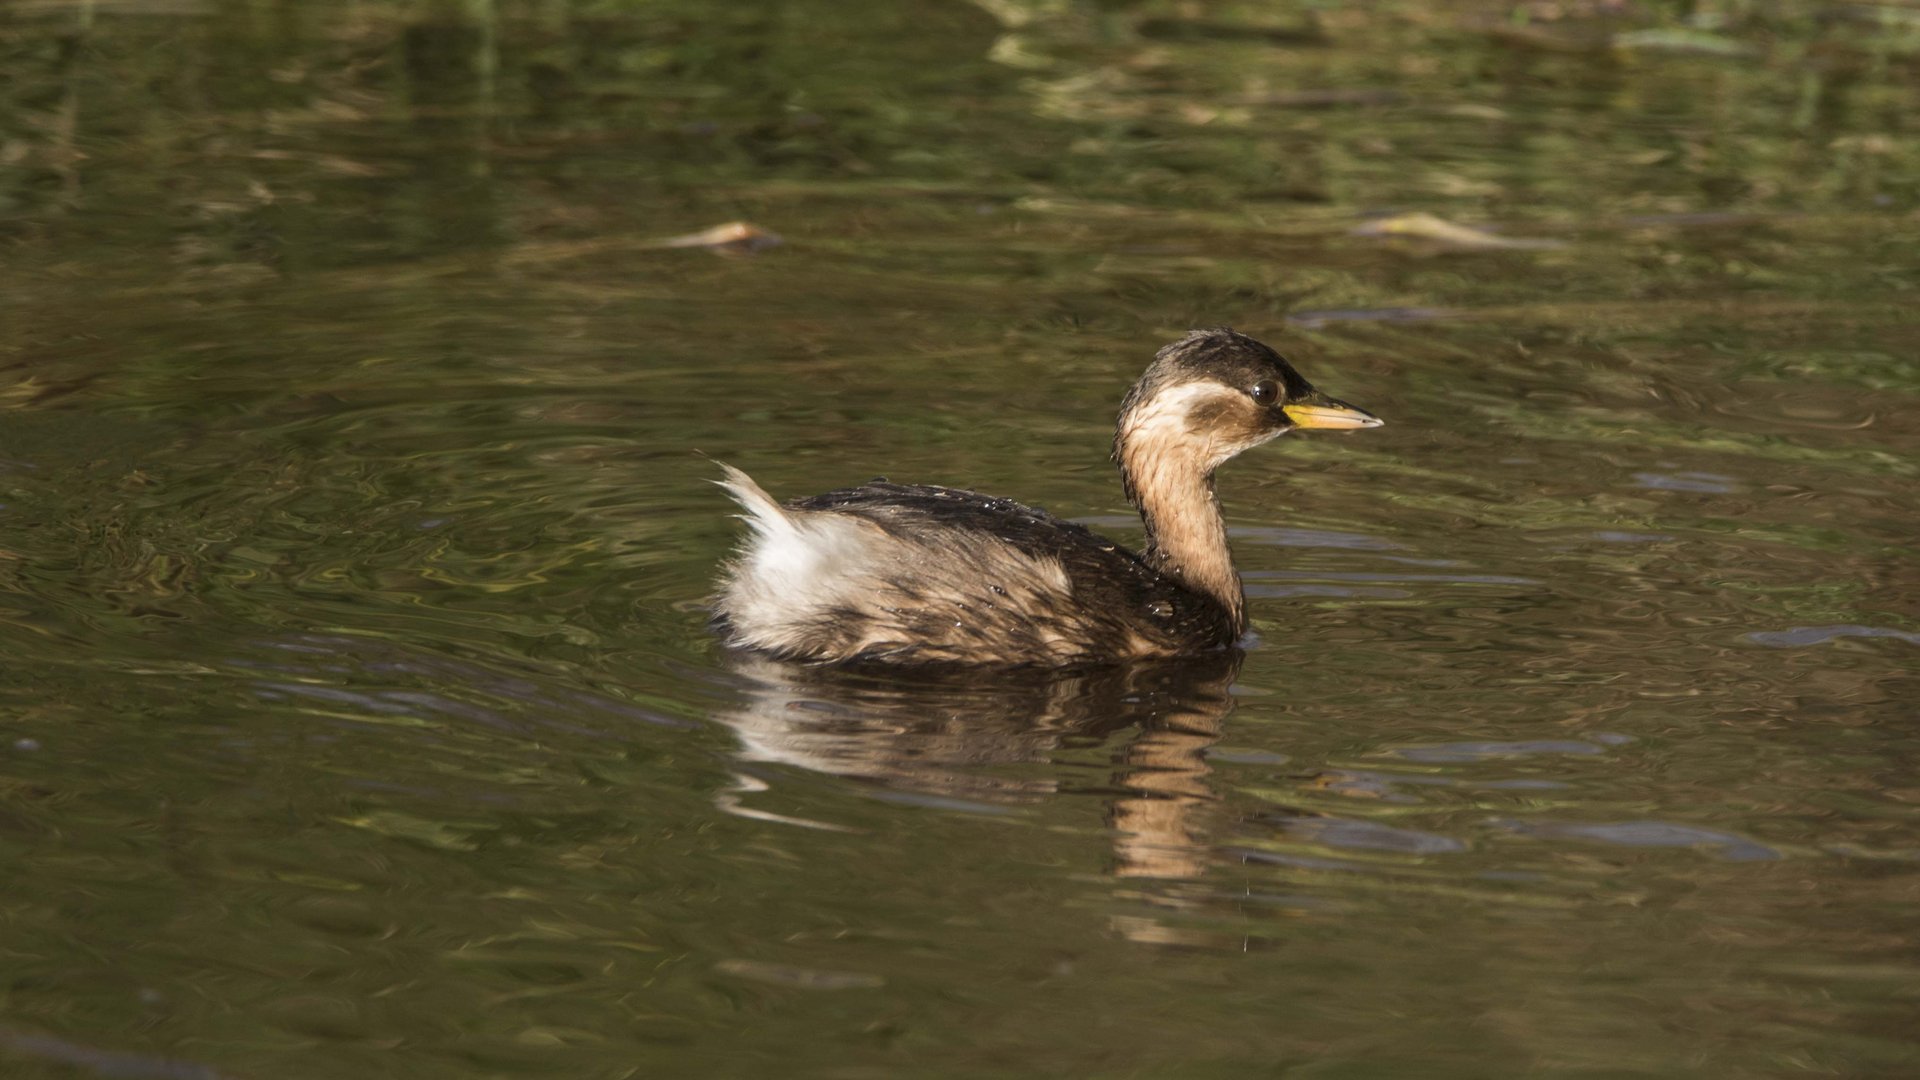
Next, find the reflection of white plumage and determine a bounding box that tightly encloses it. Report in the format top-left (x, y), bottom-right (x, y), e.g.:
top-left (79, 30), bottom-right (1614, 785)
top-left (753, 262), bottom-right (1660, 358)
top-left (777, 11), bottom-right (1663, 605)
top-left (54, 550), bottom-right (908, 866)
top-left (713, 329), bottom-right (1381, 665)
top-left (711, 653), bottom-right (1242, 882)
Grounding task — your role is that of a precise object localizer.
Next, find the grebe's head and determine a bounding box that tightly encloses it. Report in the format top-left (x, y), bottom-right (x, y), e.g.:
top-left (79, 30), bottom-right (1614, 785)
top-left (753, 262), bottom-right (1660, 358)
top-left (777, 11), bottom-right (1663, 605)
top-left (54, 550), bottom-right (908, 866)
top-left (1114, 328), bottom-right (1382, 476)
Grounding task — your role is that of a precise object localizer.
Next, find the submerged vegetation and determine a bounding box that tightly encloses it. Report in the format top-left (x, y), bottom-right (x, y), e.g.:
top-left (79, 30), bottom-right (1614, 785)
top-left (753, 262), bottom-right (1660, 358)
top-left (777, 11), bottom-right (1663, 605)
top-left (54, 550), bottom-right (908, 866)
top-left (3, 1), bottom-right (1918, 252)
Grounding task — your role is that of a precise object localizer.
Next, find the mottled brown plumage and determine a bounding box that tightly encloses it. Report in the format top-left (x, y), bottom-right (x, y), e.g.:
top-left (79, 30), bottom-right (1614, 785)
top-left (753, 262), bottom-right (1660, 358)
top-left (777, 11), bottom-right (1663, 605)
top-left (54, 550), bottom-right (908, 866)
top-left (712, 329), bottom-right (1381, 666)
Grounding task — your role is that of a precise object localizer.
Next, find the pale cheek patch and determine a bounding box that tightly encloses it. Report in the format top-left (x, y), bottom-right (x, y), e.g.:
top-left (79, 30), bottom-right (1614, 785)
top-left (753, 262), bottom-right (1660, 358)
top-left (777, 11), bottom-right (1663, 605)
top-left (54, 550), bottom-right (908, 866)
top-left (1119, 382), bottom-right (1276, 470)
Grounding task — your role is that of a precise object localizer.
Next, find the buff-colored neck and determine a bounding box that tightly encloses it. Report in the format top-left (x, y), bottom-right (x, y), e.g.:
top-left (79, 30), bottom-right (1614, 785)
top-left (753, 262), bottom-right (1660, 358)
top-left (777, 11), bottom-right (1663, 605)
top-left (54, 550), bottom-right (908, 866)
top-left (1117, 438), bottom-right (1245, 633)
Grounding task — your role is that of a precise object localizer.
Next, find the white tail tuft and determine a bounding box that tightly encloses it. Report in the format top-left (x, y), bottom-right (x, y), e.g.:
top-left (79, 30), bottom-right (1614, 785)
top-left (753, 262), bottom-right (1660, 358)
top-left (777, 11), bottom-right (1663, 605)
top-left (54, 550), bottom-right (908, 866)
top-left (714, 463), bottom-right (896, 656)
top-left (713, 463), bottom-right (791, 538)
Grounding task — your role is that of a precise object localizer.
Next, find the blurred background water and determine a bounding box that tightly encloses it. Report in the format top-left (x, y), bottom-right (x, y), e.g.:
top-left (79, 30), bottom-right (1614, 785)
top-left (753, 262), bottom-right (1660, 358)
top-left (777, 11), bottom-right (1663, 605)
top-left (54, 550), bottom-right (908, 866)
top-left (1, 1), bottom-right (1917, 1076)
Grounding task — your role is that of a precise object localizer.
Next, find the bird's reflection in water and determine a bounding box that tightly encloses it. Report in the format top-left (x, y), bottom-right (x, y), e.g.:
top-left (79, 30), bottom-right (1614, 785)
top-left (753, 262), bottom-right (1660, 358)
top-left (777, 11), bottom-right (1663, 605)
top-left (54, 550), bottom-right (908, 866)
top-left (712, 652), bottom-right (1241, 884)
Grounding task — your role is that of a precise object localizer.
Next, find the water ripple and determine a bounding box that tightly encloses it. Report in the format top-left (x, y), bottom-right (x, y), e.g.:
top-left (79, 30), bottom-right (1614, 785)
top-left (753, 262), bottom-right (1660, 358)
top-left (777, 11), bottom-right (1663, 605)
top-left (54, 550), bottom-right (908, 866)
top-left (1494, 819), bottom-right (1781, 862)
top-left (1281, 816), bottom-right (1470, 855)
top-left (1747, 625), bottom-right (1920, 648)
top-left (1390, 738), bottom-right (1628, 763)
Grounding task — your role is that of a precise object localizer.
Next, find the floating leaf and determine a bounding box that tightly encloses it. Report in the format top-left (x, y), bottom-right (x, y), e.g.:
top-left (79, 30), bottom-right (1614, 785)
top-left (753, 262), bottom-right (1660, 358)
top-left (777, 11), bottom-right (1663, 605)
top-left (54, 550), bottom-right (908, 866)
top-left (648, 221), bottom-right (783, 255)
top-left (1612, 29), bottom-right (1755, 56)
top-left (1352, 212), bottom-right (1564, 251)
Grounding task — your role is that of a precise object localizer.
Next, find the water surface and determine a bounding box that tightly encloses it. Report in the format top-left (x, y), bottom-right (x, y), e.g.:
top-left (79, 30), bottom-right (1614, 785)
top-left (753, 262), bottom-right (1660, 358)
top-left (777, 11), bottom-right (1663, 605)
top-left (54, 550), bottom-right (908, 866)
top-left (2, 2), bottom-right (1917, 1077)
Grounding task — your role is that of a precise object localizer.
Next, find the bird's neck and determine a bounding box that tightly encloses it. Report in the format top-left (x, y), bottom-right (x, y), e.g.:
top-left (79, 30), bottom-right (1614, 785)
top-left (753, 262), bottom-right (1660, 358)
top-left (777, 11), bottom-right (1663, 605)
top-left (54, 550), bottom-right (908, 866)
top-left (1118, 446), bottom-right (1245, 633)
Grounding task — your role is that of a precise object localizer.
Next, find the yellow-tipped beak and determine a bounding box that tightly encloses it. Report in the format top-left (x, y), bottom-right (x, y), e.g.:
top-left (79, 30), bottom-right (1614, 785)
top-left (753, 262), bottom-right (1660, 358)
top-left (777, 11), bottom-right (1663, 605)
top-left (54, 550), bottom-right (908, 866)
top-left (1283, 395), bottom-right (1384, 431)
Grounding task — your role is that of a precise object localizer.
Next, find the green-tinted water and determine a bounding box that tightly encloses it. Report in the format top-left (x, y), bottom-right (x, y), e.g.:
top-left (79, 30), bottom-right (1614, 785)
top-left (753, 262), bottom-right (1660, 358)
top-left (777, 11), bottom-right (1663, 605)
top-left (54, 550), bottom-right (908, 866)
top-left (3, 2), bottom-right (1917, 1076)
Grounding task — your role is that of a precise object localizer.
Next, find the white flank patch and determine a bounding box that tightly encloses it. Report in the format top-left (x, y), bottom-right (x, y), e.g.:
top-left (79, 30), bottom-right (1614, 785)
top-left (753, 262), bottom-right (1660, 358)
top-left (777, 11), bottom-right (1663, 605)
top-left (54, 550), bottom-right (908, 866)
top-left (715, 465), bottom-right (894, 653)
top-left (714, 464), bottom-right (1084, 661)
top-left (716, 463), bottom-right (881, 592)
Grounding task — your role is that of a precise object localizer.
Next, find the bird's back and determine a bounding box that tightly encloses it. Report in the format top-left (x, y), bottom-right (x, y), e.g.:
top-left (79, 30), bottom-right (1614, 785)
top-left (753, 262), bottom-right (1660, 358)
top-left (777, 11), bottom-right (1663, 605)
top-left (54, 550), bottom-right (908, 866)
top-left (714, 473), bottom-right (1236, 665)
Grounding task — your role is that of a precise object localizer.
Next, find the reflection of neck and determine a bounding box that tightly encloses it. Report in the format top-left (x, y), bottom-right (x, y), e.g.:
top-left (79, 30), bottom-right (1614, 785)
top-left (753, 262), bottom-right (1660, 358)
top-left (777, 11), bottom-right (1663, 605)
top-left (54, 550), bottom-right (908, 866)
top-left (1119, 441), bottom-right (1244, 632)
top-left (1110, 694), bottom-right (1230, 883)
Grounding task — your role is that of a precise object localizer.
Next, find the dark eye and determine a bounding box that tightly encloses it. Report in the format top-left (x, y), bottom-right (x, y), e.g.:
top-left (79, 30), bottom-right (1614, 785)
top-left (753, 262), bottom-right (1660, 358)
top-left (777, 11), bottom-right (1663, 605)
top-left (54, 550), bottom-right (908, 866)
top-left (1250, 380), bottom-right (1279, 405)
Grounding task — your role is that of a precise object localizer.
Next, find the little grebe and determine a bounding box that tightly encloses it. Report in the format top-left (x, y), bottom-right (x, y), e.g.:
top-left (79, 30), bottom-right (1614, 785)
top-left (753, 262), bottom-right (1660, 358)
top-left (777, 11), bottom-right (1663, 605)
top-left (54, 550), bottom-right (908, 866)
top-left (712, 329), bottom-right (1381, 665)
